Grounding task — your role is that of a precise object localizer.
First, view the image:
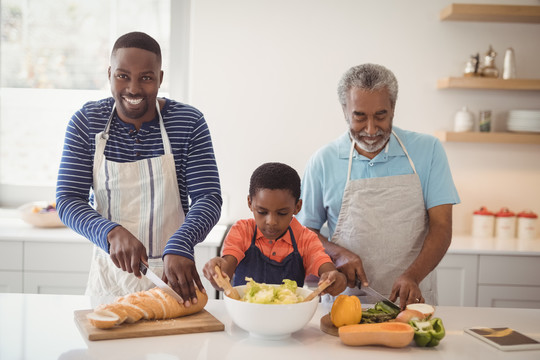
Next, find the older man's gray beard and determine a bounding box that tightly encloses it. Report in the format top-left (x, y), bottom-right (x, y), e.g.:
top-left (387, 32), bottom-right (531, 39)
top-left (350, 129), bottom-right (392, 153)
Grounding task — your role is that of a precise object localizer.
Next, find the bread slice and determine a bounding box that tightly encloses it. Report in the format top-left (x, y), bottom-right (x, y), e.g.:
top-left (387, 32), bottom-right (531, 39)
top-left (86, 311), bottom-right (120, 329)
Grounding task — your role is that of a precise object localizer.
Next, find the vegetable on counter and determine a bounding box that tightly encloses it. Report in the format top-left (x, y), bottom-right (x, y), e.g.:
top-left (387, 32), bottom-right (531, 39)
top-left (360, 301), bottom-right (400, 324)
top-left (409, 317), bottom-right (446, 347)
top-left (338, 322), bottom-right (414, 348)
top-left (395, 309), bottom-right (424, 323)
top-left (330, 295), bottom-right (362, 327)
top-left (406, 303), bottom-right (435, 319)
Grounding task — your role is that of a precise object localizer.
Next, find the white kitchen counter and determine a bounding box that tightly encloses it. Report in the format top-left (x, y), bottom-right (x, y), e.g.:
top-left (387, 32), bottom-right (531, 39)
top-left (1, 293), bottom-right (539, 360)
top-left (0, 208), bottom-right (228, 248)
top-left (448, 235), bottom-right (540, 256)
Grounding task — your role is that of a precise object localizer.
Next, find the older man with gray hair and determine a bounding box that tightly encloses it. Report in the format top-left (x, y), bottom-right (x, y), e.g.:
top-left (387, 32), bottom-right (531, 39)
top-left (297, 63), bottom-right (460, 308)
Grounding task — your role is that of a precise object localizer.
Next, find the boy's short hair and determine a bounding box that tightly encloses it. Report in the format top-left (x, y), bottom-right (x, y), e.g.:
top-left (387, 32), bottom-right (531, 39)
top-left (249, 162), bottom-right (301, 202)
top-left (111, 31), bottom-right (162, 65)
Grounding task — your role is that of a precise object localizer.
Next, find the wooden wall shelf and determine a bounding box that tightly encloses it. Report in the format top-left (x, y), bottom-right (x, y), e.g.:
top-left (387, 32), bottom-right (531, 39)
top-left (440, 3), bottom-right (540, 23)
top-left (435, 131), bottom-right (540, 145)
top-left (437, 77), bottom-right (540, 90)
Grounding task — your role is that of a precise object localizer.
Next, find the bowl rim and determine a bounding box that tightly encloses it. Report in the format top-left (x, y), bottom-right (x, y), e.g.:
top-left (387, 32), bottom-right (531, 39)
top-left (225, 283), bottom-right (319, 304)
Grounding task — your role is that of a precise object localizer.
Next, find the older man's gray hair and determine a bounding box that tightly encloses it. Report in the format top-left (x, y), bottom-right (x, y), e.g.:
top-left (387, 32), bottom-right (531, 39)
top-left (337, 63), bottom-right (399, 109)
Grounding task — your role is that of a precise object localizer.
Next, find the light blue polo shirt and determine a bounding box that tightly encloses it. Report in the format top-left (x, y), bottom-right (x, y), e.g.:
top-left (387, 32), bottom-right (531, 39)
top-left (297, 126), bottom-right (460, 239)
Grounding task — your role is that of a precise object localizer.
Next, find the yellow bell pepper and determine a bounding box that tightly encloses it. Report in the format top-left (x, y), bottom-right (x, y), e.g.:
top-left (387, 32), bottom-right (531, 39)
top-left (330, 295), bottom-right (362, 327)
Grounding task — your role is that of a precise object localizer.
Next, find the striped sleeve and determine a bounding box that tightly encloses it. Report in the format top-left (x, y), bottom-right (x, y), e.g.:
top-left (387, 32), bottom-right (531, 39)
top-left (55, 102), bottom-right (118, 252)
top-left (163, 113), bottom-right (222, 260)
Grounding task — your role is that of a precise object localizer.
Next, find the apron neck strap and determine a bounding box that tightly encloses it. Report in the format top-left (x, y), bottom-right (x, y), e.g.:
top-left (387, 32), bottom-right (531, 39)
top-left (100, 99), bottom-right (172, 155)
top-left (391, 130), bottom-right (417, 174)
top-left (346, 130), bottom-right (417, 182)
top-left (156, 100), bottom-right (172, 155)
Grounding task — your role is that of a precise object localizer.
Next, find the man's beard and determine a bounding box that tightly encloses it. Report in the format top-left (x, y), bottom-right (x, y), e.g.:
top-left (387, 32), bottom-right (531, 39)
top-left (350, 128), bottom-right (392, 153)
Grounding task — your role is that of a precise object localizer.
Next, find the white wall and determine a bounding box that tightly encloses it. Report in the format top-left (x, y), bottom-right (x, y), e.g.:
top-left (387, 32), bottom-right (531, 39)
top-left (187, 0), bottom-right (540, 236)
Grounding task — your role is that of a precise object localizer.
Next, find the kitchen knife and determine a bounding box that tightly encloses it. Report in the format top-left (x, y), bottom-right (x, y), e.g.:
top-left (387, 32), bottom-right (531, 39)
top-left (356, 279), bottom-right (401, 311)
top-left (139, 262), bottom-right (184, 304)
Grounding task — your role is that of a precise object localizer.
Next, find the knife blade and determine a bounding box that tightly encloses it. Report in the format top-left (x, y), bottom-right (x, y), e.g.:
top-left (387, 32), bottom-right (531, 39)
top-left (356, 279), bottom-right (401, 311)
top-left (139, 262), bottom-right (184, 304)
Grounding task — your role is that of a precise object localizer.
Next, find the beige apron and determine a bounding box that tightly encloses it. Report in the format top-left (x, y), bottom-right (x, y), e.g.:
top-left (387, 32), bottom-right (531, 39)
top-left (85, 100), bottom-right (185, 296)
top-left (330, 130), bottom-right (437, 304)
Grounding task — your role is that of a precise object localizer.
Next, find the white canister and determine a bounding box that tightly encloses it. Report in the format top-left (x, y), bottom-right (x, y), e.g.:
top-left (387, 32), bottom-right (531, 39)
top-left (472, 206), bottom-right (495, 237)
top-left (454, 106), bottom-right (475, 132)
top-left (517, 210), bottom-right (538, 240)
top-left (495, 207), bottom-right (516, 239)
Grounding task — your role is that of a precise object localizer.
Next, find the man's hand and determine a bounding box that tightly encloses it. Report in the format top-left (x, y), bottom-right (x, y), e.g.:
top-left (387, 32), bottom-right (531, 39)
top-left (163, 254), bottom-right (205, 308)
top-left (331, 246), bottom-right (369, 288)
top-left (308, 227), bottom-right (369, 288)
top-left (389, 274), bottom-right (424, 310)
top-left (107, 226), bottom-right (148, 278)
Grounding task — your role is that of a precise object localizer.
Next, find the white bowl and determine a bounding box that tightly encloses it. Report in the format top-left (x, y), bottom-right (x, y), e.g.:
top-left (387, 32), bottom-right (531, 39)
top-left (18, 201), bottom-right (65, 228)
top-left (224, 284), bottom-right (319, 340)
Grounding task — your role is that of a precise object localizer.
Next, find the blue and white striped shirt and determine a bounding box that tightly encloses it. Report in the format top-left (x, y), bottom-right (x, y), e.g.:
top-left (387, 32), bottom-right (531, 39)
top-left (56, 97), bottom-right (222, 260)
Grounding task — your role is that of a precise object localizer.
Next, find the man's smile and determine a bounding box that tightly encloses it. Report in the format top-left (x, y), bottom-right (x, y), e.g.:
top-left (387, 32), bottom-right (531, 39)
top-left (123, 97), bottom-right (143, 105)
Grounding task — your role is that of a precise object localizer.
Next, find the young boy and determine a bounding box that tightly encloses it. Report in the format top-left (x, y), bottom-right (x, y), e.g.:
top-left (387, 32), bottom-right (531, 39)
top-left (203, 162), bottom-right (346, 296)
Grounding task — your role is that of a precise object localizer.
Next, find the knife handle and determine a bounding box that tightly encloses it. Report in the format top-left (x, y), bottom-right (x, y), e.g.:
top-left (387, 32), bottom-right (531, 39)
top-left (139, 262), bottom-right (148, 275)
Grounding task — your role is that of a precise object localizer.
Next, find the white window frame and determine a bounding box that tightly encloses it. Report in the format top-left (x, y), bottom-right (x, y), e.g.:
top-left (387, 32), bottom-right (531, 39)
top-left (0, 0), bottom-right (191, 207)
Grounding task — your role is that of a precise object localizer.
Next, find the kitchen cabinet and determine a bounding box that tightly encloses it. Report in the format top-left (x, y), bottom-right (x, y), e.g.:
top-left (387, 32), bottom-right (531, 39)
top-left (22, 241), bottom-right (93, 294)
top-left (0, 241), bottom-right (23, 292)
top-left (0, 272), bottom-right (23, 293)
top-left (24, 272), bottom-right (90, 295)
top-left (0, 209), bottom-right (228, 298)
top-left (477, 255), bottom-right (540, 308)
top-left (436, 254), bottom-right (478, 306)
top-left (435, 237), bottom-right (540, 308)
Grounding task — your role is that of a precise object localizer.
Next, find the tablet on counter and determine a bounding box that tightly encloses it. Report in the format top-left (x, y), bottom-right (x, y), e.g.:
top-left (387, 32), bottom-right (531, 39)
top-left (465, 327), bottom-right (540, 351)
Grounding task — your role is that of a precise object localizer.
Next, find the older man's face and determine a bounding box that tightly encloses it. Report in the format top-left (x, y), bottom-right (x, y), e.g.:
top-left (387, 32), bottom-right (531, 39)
top-left (343, 87), bottom-right (393, 157)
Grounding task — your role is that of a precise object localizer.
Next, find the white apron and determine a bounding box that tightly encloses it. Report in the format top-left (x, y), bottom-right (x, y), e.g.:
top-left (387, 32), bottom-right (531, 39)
top-left (330, 131), bottom-right (437, 305)
top-left (85, 100), bottom-right (185, 296)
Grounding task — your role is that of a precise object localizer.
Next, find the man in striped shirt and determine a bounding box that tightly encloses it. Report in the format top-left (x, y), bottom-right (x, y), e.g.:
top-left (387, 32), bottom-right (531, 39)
top-left (56, 32), bottom-right (221, 307)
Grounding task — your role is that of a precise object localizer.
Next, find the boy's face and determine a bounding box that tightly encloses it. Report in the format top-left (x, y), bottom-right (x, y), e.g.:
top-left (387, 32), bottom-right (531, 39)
top-left (248, 189), bottom-right (302, 240)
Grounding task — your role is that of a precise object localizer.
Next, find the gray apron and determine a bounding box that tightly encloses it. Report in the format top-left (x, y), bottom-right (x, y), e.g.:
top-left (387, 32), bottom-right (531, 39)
top-left (330, 130), bottom-right (437, 304)
top-left (85, 100), bottom-right (185, 296)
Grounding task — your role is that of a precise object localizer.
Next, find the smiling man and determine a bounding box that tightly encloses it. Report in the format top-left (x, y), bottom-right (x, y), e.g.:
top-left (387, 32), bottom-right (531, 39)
top-left (56, 32), bottom-right (222, 307)
top-left (297, 63), bottom-right (460, 308)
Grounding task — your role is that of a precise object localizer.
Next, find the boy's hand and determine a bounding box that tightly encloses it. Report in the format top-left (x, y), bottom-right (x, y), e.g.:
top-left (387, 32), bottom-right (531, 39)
top-left (320, 270), bottom-right (347, 296)
top-left (202, 257), bottom-right (227, 290)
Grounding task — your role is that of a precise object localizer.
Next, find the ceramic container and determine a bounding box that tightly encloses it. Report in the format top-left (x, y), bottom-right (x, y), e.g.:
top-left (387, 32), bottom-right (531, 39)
top-left (454, 106), bottom-right (475, 132)
top-left (517, 210), bottom-right (538, 240)
top-left (472, 206), bottom-right (495, 238)
top-left (495, 207), bottom-right (516, 239)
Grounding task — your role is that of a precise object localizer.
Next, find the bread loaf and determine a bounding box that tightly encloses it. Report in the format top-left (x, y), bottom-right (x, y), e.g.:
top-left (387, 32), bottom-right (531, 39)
top-left (86, 287), bottom-right (208, 329)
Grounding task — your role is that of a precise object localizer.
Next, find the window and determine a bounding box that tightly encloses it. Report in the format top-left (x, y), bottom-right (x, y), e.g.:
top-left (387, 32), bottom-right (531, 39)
top-left (0, 0), bottom-right (178, 206)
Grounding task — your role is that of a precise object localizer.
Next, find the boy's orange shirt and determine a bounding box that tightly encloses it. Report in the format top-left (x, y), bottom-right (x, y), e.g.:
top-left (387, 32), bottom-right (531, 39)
top-left (221, 217), bottom-right (333, 277)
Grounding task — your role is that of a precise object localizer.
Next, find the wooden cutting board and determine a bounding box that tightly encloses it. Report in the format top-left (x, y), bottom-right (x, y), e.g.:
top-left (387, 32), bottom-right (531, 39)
top-left (75, 309), bottom-right (224, 341)
top-left (320, 313), bottom-right (338, 336)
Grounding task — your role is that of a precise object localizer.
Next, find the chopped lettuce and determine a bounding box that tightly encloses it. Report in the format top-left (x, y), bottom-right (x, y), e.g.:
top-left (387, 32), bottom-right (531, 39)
top-left (241, 277), bottom-right (304, 304)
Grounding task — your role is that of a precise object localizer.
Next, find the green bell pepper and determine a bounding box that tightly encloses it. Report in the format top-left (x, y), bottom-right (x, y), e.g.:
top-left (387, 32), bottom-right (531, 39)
top-left (409, 317), bottom-right (446, 347)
